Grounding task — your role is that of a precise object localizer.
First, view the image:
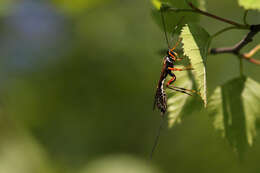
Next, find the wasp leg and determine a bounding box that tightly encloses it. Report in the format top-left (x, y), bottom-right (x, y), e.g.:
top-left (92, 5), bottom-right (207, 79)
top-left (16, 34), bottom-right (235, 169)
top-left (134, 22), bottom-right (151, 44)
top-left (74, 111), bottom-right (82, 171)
top-left (166, 72), bottom-right (198, 96)
top-left (166, 74), bottom-right (191, 96)
top-left (166, 76), bottom-right (192, 96)
top-left (166, 73), bottom-right (176, 87)
top-left (167, 86), bottom-right (192, 96)
top-left (168, 67), bottom-right (193, 71)
top-left (171, 52), bottom-right (183, 61)
top-left (176, 58), bottom-right (184, 61)
top-left (170, 37), bottom-right (181, 51)
top-left (172, 86), bottom-right (200, 95)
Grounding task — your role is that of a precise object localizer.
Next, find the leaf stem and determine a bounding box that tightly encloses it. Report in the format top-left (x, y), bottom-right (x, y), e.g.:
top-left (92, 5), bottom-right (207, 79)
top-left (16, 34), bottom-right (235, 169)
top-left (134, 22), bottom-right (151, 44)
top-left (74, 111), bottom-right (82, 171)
top-left (241, 44), bottom-right (260, 65)
top-left (244, 44), bottom-right (260, 58)
top-left (243, 10), bottom-right (249, 25)
top-left (211, 26), bottom-right (239, 39)
top-left (240, 57), bottom-right (244, 77)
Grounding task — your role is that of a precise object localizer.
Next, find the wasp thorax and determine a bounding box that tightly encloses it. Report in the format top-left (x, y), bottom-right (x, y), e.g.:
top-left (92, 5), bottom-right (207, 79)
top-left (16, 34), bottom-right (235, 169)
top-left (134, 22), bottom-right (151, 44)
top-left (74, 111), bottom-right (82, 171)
top-left (167, 50), bottom-right (176, 61)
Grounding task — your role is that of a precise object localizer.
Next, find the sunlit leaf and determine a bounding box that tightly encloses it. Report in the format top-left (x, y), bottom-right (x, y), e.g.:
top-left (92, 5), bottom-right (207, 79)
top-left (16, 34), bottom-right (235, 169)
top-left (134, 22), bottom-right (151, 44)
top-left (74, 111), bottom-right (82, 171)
top-left (180, 24), bottom-right (210, 106)
top-left (238, 0), bottom-right (260, 11)
top-left (167, 69), bottom-right (203, 127)
top-left (167, 70), bottom-right (192, 126)
top-left (151, 0), bottom-right (206, 34)
top-left (208, 77), bottom-right (260, 156)
top-left (151, 0), bottom-right (162, 10)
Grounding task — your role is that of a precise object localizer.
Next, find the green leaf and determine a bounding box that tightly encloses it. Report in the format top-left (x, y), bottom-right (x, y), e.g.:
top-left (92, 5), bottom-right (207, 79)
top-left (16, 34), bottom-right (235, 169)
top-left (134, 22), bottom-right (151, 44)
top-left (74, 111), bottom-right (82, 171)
top-left (151, 0), bottom-right (206, 33)
top-left (167, 70), bottom-right (192, 126)
top-left (151, 0), bottom-right (162, 10)
top-left (238, 0), bottom-right (260, 11)
top-left (167, 69), bottom-right (203, 127)
top-left (208, 77), bottom-right (260, 155)
top-left (180, 24), bottom-right (210, 106)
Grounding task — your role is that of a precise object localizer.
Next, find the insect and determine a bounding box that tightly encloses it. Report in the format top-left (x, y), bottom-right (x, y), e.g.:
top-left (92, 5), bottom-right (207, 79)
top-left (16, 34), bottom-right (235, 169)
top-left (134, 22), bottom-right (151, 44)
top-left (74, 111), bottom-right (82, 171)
top-left (153, 11), bottom-right (195, 116)
top-left (153, 38), bottom-right (194, 115)
top-left (150, 8), bottom-right (197, 159)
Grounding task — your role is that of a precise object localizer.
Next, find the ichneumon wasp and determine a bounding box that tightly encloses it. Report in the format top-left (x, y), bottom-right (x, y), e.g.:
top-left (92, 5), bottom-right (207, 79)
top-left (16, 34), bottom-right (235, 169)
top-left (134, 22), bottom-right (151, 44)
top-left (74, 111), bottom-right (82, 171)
top-left (150, 7), bottom-right (198, 159)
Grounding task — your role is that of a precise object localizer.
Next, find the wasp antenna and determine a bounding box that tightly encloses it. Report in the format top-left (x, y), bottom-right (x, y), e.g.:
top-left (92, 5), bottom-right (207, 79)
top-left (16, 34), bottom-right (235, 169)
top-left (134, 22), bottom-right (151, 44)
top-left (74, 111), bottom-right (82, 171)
top-left (178, 16), bottom-right (185, 25)
top-left (176, 16), bottom-right (185, 30)
top-left (150, 115), bottom-right (166, 159)
top-left (160, 9), bottom-right (170, 49)
top-left (171, 16), bottom-right (185, 38)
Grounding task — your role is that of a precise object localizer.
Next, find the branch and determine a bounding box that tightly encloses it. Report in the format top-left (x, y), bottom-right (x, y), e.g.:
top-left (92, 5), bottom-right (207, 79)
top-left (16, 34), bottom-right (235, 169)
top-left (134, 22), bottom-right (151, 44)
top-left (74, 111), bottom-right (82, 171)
top-left (242, 44), bottom-right (260, 65)
top-left (162, 2), bottom-right (260, 65)
top-left (167, 2), bottom-right (249, 29)
top-left (244, 44), bottom-right (260, 58)
top-left (210, 25), bottom-right (260, 65)
top-left (187, 2), bottom-right (247, 28)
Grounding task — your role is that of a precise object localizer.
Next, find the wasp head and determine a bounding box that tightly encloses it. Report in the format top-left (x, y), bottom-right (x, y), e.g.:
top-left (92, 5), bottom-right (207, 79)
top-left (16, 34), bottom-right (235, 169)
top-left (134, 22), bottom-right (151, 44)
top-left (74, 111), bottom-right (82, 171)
top-left (167, 50), bottom-right (177, 62)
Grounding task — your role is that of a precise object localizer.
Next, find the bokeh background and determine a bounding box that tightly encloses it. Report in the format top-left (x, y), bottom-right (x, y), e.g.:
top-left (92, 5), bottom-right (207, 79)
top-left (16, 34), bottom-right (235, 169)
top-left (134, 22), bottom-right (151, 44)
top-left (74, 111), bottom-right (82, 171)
top-left (0, 0), bottom-right (260, 173)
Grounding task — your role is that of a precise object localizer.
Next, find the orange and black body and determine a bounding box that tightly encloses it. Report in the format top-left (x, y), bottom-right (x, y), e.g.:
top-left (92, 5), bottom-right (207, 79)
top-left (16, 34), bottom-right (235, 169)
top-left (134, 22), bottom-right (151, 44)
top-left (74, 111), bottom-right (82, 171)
top-left (153, 50), bottom-right (176, 115)
top-left (153, 47), bottom-right (194, 115)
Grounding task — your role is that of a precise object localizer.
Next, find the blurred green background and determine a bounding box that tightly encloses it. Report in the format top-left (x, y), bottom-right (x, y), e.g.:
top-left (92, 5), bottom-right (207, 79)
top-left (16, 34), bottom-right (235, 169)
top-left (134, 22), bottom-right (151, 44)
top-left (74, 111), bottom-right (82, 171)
top-left (0, 0), bottom-right (260, 173)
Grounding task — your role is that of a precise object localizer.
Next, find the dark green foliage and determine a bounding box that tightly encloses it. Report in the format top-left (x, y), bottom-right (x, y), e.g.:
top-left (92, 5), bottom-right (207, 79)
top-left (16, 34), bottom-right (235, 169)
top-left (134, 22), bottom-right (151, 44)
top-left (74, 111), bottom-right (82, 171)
top-left (208, 77), bottom-right (260, 156)
top-left (151, 0), bottom-right (205, 34)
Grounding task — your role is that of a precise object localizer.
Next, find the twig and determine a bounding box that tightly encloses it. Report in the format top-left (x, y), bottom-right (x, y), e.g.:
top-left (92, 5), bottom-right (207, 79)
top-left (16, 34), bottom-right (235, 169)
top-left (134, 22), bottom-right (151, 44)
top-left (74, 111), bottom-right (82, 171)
top-left (187, 2), bottom-right (248, 28)
top-left (241, 44), bottom-right (260, 65)
top-left (167, 1), bottom-right (248, 29)
top-left (210, 25), bottom-right (260, 65)
top-left (243, 44), bottom-right (260, 58)
top-left (211, 26), bottom-right (238, 39)
top-left (163, 2), bottom-right (260, 65)
top-left (168, 5), bottom-right (246, 28)
top-left (245, 58), bottom-right (260, 65)
top-left (211, 25), bottom-right (260, 54)
top-left (240, 55), bottom-right (260, 65)
top-left (167, 7), bottom-right (196, 13)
